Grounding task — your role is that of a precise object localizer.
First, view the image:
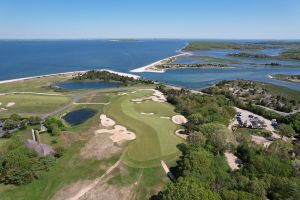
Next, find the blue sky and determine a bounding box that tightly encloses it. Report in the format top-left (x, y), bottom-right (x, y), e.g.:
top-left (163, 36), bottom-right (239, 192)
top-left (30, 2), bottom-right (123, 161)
top-left (0, 0), bottom-right (299, 39)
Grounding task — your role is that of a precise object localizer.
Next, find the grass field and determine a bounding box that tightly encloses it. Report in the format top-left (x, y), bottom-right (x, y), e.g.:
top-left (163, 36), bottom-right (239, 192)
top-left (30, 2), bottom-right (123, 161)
top-left (0, 94), bottom-right (72, 115)
top-left (0, 75), bottom-right (69, 93)
top-left (106, 90), bottom-right (183, 168)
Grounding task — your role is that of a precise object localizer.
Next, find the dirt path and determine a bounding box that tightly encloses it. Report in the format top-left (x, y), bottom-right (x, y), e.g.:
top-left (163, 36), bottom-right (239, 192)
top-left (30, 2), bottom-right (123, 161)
top-left (66, 160), bottom-right (121, 200)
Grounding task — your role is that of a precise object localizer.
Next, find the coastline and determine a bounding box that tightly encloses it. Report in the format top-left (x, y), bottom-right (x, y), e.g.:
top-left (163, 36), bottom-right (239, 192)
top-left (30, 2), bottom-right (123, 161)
top-left (130, 52), bottom-right (193, 73)
top-left (0, 69), bottom-right (140, 85)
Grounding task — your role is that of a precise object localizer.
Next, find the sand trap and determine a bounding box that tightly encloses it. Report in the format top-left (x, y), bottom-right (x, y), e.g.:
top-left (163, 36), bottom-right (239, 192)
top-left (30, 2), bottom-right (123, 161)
top-left (6, 102), bottom-right (15, 107)
top-left (225, 151), bottom-right (241, 170)
top-left (100, 114), bottom-right (116, 127)
top-left (131, 91), bottom-right (136, 94)
top-left (175, 129), bottom-right (188, 140)
top-left (0, 102), bottom-right (2, 106)
top-left (172, 115), bottom-right (188, 125)
top-left (160, 116), bottom-right (170, 119)
top-left (132, 89), bottom-right (167, 103)
top-left (136, 102), bottom-right (142, 104)
top-left (0, 108), bottom-right (7, 111)
top-left (141, 112), bottom-right (154, 115)
top-left (95, 125), bottom-right (136, 143)
top-left (118, 92), bottom-right (128, 96)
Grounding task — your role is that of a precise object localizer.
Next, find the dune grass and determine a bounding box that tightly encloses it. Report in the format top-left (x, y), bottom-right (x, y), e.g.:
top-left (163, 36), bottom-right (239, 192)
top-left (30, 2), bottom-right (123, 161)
top-left (106, 90), bottom-right (182, 168)
top-left (0, 94), bottom-right (71, 115)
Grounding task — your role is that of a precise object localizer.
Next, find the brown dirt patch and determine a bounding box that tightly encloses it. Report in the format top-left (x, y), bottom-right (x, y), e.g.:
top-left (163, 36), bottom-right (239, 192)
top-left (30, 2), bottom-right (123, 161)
top-left (80, 132), bottom-right (122, 160)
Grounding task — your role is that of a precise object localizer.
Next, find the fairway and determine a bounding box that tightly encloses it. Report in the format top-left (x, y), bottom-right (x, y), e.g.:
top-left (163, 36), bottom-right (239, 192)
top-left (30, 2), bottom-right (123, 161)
top-left (0, 94), bottom-right (72, 115)
top-left (106, 90), bottom-right (182, 168)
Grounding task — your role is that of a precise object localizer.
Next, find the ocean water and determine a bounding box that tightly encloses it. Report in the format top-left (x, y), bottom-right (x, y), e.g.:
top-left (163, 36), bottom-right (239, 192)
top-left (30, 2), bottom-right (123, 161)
top-left (0, 39), bottom-right (299, 91)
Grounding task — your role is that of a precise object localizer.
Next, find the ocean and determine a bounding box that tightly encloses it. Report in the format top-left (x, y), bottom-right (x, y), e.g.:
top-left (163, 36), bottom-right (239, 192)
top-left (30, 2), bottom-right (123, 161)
top-left (0, 39), bottom-right (300, 91)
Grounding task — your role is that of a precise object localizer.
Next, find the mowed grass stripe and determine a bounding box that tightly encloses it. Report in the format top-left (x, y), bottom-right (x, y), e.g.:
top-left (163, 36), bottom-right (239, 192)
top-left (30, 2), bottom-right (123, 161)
top-left (107, 91), bottom-right (182, 168)
top-left (108, 95), bottom-right (162, 162)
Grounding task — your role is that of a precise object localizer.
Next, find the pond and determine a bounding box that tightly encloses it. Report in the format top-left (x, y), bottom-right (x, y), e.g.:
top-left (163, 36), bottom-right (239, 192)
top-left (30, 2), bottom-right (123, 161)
top-left (56, 81), bottom-right (122, 90)
top-left (63, 108), bottom-right (97, 126)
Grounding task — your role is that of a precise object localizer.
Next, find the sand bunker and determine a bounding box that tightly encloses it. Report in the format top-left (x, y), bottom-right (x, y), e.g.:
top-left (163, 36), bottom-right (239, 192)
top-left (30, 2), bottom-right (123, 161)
top-left (132, 89), bottom-right (167, 103)
top-left (131, 91), bottom-right (136, 94)
top-left (100, 114), bottom-right (116, 127)
top-left (175, 129), bottom-right (188, 140)
top-left (0, 102), bottom-right (2, 106)
top-left (172, 115), bottom-right (188, 125)
top-left (160, 116), bottom-right (170, 119)
top-left (96, 125), bottom-right (136, 143)
top-left (6, 102), bottom-right (15, 107)
top-left (118, 92), bottom-right (128, 96)
top-left (141, 112), bottom-right (154, 115)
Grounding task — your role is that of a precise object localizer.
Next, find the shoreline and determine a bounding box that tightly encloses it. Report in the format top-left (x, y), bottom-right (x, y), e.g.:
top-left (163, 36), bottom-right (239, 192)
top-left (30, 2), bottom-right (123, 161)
top-left (0, 69), bottom-right (141, 84)
top-left (130, 52), bottom-right (193, 73)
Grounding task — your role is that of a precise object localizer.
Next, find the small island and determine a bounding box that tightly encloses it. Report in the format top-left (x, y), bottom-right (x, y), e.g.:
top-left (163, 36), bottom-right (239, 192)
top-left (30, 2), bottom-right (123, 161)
top-left (270, 74), bottom-right (300, 83)
top-left (227, 49), bottom-right (300, 61)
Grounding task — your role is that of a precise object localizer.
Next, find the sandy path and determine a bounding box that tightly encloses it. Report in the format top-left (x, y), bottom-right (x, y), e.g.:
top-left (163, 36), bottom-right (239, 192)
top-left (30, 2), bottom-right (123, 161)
top-left (251, 135), bottom-right (272, 147)
top-left (224, 151), bottom-right (241, 170)
top-left (66, 160), bottom-right (121, 200)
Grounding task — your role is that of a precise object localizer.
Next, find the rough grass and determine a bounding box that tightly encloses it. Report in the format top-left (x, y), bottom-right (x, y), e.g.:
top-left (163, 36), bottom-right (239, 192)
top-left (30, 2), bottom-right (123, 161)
top-left (184, 41), bottom-right (265, 50)
top-left (258, 82), bottom-right (300, 100)
top-left (0, 141), bottom-right (119, 200)
top-left (0, 94), bottom-right (72, 114)
top-left (0, 75), bottom-right (69, 93)
top-left (106, 91), bottom-right (182, 168)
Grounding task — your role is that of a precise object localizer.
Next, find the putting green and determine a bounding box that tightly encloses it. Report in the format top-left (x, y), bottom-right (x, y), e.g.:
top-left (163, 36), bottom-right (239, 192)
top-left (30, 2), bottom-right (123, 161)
top-left (106, 90), bottom-right (183, 168)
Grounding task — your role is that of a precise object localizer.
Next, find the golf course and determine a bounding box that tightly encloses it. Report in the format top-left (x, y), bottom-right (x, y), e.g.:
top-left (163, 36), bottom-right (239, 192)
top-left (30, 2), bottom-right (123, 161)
top-left (0, 72), bottom-right (185, 200)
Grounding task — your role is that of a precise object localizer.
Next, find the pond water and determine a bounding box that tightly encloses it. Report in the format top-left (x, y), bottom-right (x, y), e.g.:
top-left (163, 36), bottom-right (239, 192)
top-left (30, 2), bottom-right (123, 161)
top-left (63, 108), bottom-right (97, 126)
top-left (56, 81), bottom-right (122, 90)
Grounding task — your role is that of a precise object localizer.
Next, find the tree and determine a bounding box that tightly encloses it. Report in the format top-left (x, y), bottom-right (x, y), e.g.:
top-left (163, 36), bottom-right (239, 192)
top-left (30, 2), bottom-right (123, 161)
top-left (268, 140), bottom-right (293, 158)
top-left (199, 123), bottom-right (236, 153)
top-left (158, 177), bottom-right (221, 200)
top-left (277, 124), bottom-right (296, 138)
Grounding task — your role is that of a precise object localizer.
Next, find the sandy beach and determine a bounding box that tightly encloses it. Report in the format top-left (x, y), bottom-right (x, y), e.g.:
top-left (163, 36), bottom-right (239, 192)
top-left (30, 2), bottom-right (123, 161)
top-left (0, 69), bottom-right (140, 85)
top-left (130, 52), bottom-right (193, 73)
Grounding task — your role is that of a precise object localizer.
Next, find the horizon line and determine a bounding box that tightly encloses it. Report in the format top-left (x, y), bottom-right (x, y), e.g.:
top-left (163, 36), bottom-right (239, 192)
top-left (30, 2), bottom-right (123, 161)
top-left (1, 38), bottom-right (300, 41)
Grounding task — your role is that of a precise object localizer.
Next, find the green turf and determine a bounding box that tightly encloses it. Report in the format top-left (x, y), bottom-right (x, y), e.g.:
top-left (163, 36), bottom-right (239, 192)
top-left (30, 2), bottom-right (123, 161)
top-left (0, 94), bottom-right (71, 114)
top-left (106, 90), bottom-right (182, 168)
